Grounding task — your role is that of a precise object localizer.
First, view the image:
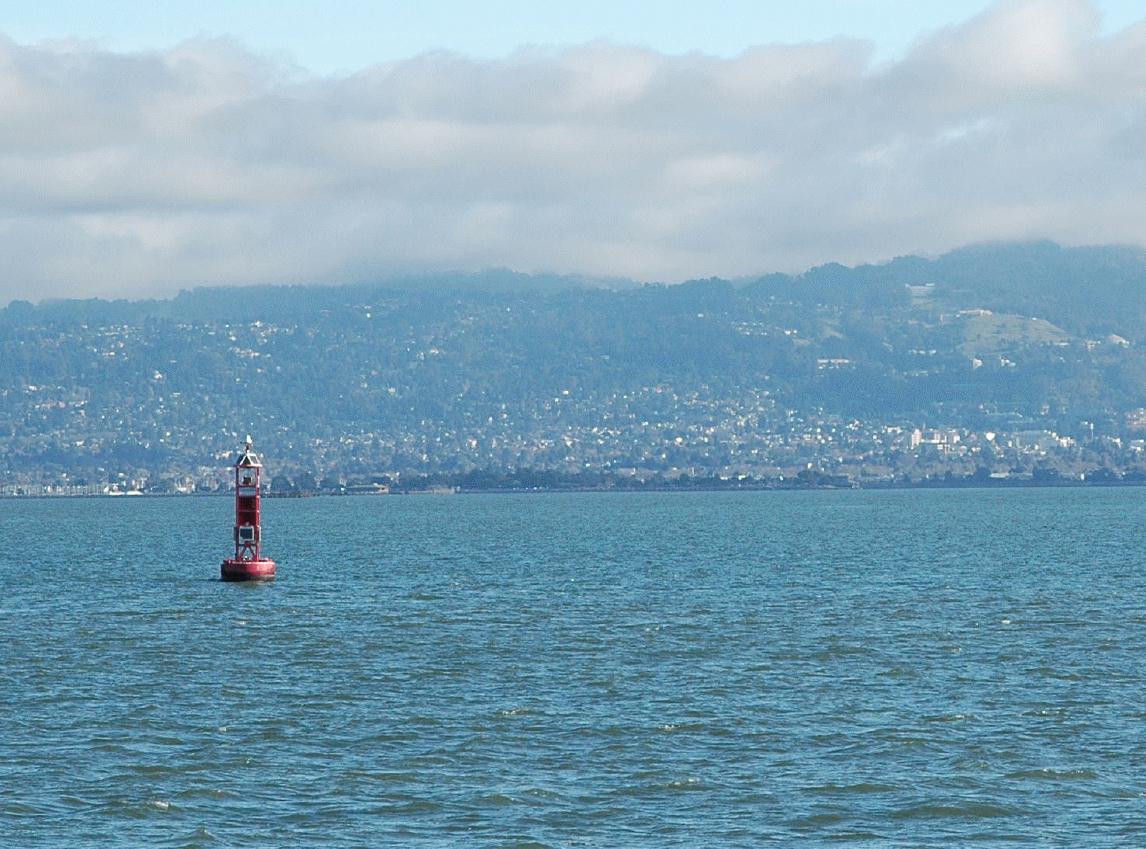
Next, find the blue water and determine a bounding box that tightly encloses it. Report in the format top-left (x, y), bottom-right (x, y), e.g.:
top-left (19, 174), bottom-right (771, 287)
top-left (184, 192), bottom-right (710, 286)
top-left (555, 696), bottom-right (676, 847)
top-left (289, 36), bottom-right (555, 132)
top-left (2, 489), bottom-right (1146, 847)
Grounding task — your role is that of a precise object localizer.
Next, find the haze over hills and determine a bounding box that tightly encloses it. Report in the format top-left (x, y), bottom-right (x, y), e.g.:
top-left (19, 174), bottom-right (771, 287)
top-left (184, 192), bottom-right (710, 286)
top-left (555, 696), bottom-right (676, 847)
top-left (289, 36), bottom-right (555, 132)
top-left (5, 241), bottom-right (1146, 493)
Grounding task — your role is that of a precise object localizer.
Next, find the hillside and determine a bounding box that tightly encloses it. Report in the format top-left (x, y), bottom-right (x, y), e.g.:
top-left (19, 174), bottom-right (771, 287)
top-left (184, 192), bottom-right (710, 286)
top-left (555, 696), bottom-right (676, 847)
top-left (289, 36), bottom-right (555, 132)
top-left (4, 241), bottom-right (1146, 490)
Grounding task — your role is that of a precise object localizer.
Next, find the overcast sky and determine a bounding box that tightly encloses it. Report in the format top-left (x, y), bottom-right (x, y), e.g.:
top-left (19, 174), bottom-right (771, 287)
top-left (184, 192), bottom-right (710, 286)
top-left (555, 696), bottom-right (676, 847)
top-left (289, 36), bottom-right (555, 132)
top-left (1, 0), bottom-right (1144, 303)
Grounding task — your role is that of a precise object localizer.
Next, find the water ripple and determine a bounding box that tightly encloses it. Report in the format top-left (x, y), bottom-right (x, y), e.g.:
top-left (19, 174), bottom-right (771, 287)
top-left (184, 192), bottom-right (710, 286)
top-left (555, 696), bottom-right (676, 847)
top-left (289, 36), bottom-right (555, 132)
top-left (2, 489), bottom-right (1146, 846)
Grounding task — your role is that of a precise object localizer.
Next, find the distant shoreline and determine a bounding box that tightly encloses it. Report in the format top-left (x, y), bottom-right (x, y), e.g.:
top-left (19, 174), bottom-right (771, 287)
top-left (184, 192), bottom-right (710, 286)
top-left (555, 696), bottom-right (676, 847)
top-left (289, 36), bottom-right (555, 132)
top-left (4, 477), bottom-right (1146, 499)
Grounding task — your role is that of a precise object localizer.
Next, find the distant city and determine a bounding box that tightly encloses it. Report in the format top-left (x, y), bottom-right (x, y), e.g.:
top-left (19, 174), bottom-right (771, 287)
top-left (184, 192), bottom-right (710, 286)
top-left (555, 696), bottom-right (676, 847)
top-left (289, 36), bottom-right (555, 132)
top-left (5, 241), bottom-right (1146, 496)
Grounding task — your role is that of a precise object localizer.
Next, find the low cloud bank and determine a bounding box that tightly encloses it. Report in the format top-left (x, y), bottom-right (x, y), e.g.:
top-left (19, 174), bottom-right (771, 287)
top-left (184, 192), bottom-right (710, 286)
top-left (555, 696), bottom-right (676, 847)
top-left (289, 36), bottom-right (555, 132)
top-left (1, 0), bottom-right (1144, 302)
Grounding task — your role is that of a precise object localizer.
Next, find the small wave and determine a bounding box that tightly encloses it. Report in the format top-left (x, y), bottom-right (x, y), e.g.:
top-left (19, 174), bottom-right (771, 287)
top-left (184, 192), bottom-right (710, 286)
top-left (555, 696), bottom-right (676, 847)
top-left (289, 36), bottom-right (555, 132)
top-left (91, 742), bottom-right (133, 754)
top-left (611, 777), bottom-right (705, 797)
top-left (812, 644), bottom-right (872, 661)
top-left (474, 792), bottom-right (518, 807)
top-left (805, 782), bottom-right (897, 795)
top-left (863, 728), bottom-right (940, 749)
top-left (97, 798), bottom-right (173, 820)
top-left (923, 712), bottom-right (973, 723)
top-left (177, 826), bottom-right (219, 847)
top-left (1005, 768), bottom-right (1097, 781)
top-left (128, 763), bottom-right (187, 777)
top-left (1022, 707), bottom-right (1068, 718)
top-left (373, 799), bottom-right (444, 814)
top-left (0, 801), bottom-right (42, 816)
top-left (658, 722), bottom-right (706, 732)
top-left (824, 831), bottom-right (885, 841)
top-left (892, 801), bottom-right (1017, 819)
top-left (787, 812), bottom-right (846, 829)
top-left (174, 788), bottom-right (236, 800)
top-left (878, 666), bottom-right (920, 678)
top-left (1027, 666), bottom-right (1087, 681)
top-left (522, 786), bottom-right (561, 800)
top-left (345, 770), bottom-right (416, 783)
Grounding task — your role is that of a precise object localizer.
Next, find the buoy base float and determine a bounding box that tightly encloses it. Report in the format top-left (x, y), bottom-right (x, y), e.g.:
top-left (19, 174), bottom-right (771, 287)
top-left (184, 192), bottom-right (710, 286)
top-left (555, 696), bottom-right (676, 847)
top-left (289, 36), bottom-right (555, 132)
top-left (221, 558), bottom-right (276, 582)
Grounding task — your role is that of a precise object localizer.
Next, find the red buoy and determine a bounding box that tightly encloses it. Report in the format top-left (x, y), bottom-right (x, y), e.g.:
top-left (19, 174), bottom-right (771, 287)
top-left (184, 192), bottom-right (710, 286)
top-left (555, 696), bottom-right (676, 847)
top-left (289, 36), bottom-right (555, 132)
top-left (221, 435), bottom-right (277, 581)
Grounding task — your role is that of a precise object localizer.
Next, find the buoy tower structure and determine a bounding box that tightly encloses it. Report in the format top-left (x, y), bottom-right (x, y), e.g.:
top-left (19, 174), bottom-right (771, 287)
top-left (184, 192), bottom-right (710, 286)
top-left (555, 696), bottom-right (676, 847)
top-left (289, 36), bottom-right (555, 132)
top-left (221, 436), bottom-right (276, 581)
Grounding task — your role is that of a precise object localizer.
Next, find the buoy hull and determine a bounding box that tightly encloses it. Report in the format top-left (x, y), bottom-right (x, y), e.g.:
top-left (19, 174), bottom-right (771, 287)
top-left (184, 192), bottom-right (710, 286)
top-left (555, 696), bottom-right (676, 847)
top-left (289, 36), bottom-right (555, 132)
top-left (221, 558), bottom-right (276, 582)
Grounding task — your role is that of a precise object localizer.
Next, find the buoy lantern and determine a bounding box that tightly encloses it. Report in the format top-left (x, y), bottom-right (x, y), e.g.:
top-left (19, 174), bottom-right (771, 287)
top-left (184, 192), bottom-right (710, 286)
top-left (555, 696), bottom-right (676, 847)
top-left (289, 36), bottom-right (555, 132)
top-left (221, 435), bottom-right (276, 581)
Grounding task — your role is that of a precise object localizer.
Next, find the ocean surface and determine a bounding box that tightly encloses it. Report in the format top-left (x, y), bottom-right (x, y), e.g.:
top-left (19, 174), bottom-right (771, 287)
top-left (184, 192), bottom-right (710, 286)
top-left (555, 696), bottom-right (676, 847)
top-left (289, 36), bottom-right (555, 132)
top-left (2, 489), bottom-right (1146, 847)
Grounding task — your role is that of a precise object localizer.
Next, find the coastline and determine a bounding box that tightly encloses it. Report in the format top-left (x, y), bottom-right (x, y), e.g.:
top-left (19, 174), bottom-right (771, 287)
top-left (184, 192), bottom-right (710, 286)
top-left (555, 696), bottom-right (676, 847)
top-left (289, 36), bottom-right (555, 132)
top-left (4, 475), bottom-right (1146, 498)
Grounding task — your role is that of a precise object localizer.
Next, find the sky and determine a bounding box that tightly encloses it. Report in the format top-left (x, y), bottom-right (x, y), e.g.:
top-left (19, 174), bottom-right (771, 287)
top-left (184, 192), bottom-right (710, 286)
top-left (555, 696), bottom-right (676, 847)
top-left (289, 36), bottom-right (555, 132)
top-left (5, 0), bottom-right (1144, 71)
top-left (1, 0), bottom-right (1145, 302)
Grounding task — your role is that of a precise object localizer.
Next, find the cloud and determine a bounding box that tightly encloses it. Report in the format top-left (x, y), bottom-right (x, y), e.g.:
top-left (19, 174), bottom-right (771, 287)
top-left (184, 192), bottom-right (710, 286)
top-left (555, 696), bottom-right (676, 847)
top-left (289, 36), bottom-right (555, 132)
top-left (0, 0), bottom-right (1144, 302)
